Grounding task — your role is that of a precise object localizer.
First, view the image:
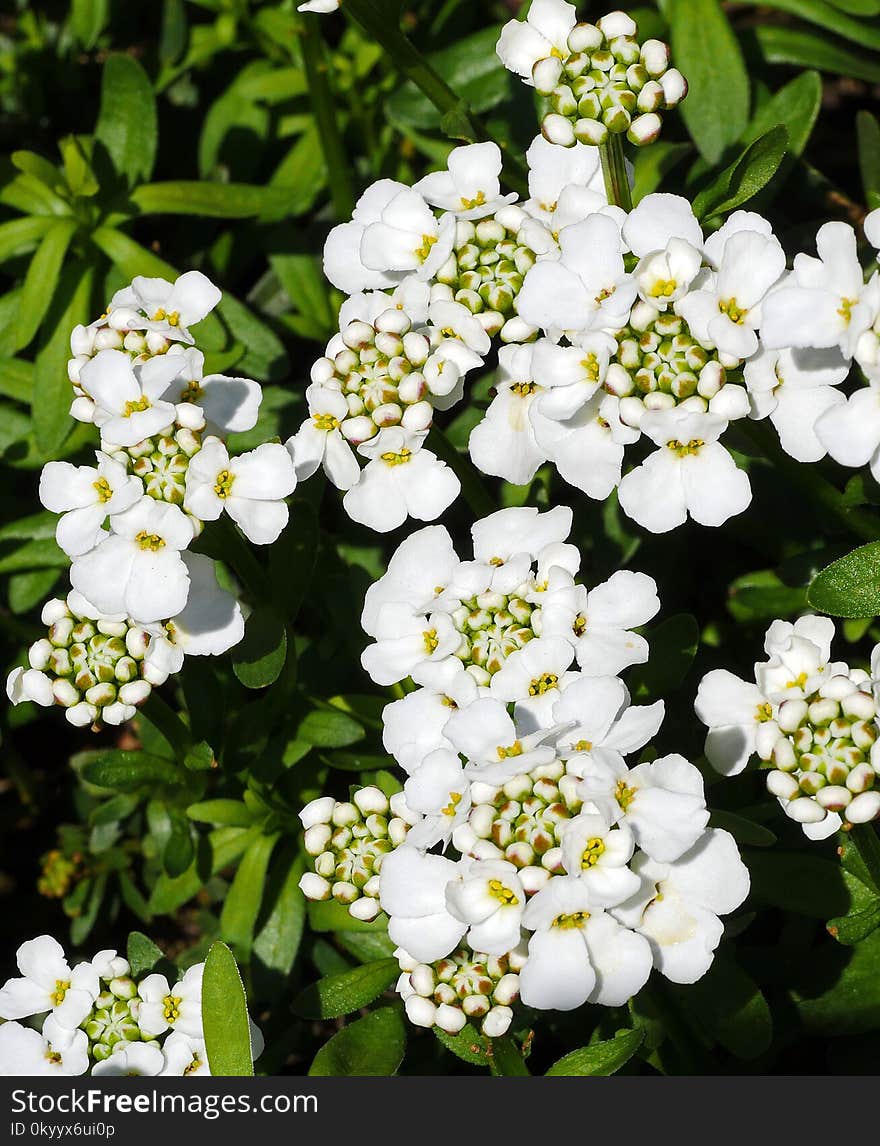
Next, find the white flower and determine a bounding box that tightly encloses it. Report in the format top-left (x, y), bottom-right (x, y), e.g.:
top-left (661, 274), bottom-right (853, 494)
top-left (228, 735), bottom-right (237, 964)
top-left (379, 847), bottom-right (467, 962)
top-left (695, 669), bottom-right (775, 776)
top-left (415, 143), bottom-right (516, 220)
top-left (618, 410), bottom-right (751, 533)
top-left (622, 193), bottom-right (704, 260)
top-left (530, 334), bottom-right (614, 420)
top-left (324, 181), bottom-right (414, 293)
top-left (471, 504), bottom-right (574, 589)
top-left (761, 221), bottom-right (875, 356)
top-left (359, 187), bottom-right (456, 283)
top-left (160, 1032), bottom-right (211, 1076)
top-left (442, 695), bottom-right (557, 779)
top-left (78, 349), bottom-right (180, 447)
top-left (489, 635), bottom-right (577, 727)
top-left (524, 135), bottom-right (605, 227)
top-left (361, 524), bottom-right (463, 634)
top-left (677, 225), bottom-right (786, 359)
top-left (816, 384), bottom-right (880, 481)
top-left (6, 666), bottom-right (55, 708)
top-left (91, 950), bottom-right (130, 981)
top-left (137, 963), bottom-right (204, 1039)
top-left (540, 569), bottom-right (660, 674)
top-left (517, 213), bottom-right (637, 334)
top-left (0, 1016), bottom-right (89, 1076)
top-left (496, 0), bottom-right (578, 83)
top-left (70, 497), bottom-right (194, 624)
top-left (343, 429), bottom-right (460, 533)
top-left (446, 860), bottom-right (526, 955)
top-left (612, 829), bottom-right (750, 983)
top-left (106, 271), bottom-right (221, 343)
top-left (403, 748), bottom-right (472, 848)
top-left (159, 348), bottom-right (262, 435)
top-left (469, 344), bottom-right (548, 486)
top-left (360, 604), bottom-right (460, 687)
top-left (530, 392), bottom-right (637, 501)
top-left (745, 347), bottom-right (849, 463)
top-left (381, 663), bottom-right (479, 775)
top-left (519, 876), bottom-right (652, 1009)
top-left (298, 0), bottom-right (338, 11)
top-left (144, 552), bottom-right (244, 677)
top-left (287, 383), bottom-right (360, 491)
top-left (0, 935), bottom-right (99, 1029)
top-left (552, 675), bottom-right (665, 776)
top-left (578, 753), bottom-right (709, 863)
top-left (92, 1044), bottom-right (166, 1077)
top-left (185, 437), bottom-right (297, 544)
top-left (559, 812), bottom-right (641, 907)
top-left (635, 239), bottom-right (703, 310)
top-left (39, 453), bottom-right (142, 557)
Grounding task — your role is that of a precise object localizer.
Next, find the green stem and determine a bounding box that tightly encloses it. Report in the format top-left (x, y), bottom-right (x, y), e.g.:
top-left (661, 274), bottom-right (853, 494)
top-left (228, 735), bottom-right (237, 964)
top-left (141, 693), bottom-right (192, 762)
top-left (427, 426), bottom-right (496, 519)
top-left (299, 15), bottom-right (357, 220)
top-left (343, 0), bottom-right (528, 197)
top-left (598, 134), bottom-right (633, 211)
top-left (740, 419), bottom-right (880, 544)
top-left (846, 823), bottom-right (880, 895)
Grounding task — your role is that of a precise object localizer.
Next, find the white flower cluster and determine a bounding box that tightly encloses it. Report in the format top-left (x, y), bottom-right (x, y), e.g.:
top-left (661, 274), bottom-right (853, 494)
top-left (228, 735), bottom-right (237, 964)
top-left (300, 507), bottom-right (750, 1036)
top-left (8, 271), bottom-right (300, 727)
top-left (497, 4), bottom-right (687, 147)
top-left (697, 616), bottom-right (880, 839)
top-left (0, 935), bottom-right (259, 1076)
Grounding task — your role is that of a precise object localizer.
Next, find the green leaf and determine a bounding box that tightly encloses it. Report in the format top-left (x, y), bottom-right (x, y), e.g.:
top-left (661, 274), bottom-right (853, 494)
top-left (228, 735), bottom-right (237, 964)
top-left (670, 0), bottom-right (750, 163)
top-left (693, 127), bottom-right (789, 222)
top-left (95, 55), bottom-right (158, 187)
top-left (754, 0), bottom-right (880, 50)
top-left (294, 959), bottom-right (399, 1020)
top-left (219, 832), bottom-right (279, 957)
top-left (298, 709), bottom-right (365, 749)
top-left (253, 850), bottom-right (306, 987)
top-left (726, 569), bottom-right (807, 623)
top-left (232, 607), bottom-right (288, 688)
top-left (203, 941), bottom-right (255, 1077)
top-left (335, 930), bottom-right (396, 964)
top-left (309, 1007), bottom-right (406, 1076)
top-left (709, 810), bottom-right (777, 848)
top-left (385, 25), bottom-right (508, 131)
top-left (628, 613), bottom-right (699, 700)
top-left (828, 898), bottom-right (880, 945)
top-left (33, 262), bottom-right (94, 454)
top-left (744, 71), bottom-right (822, 159)
top-left (215, 292), bottom-right (288, 383)
top-left (434, 1026), bottom-right (493, 1067)
top-left (187, 799), bottom-right (255, 827)
top-left (546, 1029), bottom-right (645, 1076)
top-left (148, 826), bottom-right (260, 914)
top-left (15, 219), bottom-right (78, 352)
top-left (858, 111), bottom-right (880, 211)
top-left (755, 25), bottom-right (880, 84)
top-left (490, 1035), bottom-right (530, 1076)
top-left (126, 931), bottom-right (166, 977)
top-left (674, 950), bottom-right (772, 1060)
top-left (71, 0), bottom-right (110, 48)
top-left (746, 849), bottom-right (867, 918)
top-left (308, 899), bottom-right (387, 933)
top-left (807, 542), bottom-right (880, 618)
top-left (792, 927), bottom-right (880, 1035)
top-left (130, 181), bottom-right (295, 219)
top-left (162, 809), bottom-right (194, 878)
top-left (80, 751), bottom-right (180, 793)
top-left (0, 216), bottom-right (55, 265)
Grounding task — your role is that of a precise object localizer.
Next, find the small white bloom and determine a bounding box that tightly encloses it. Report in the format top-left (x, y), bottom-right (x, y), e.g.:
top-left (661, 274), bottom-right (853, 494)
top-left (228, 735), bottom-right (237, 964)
top-left (618, 410), bottom-right (751, 532)
top-left (79, 349), bottom-right (180, 447)
top-left (92, 1043), bottom-right (166, 1077)
top-left (745, 347), bottom-right (849, 463)
top-left (298, 0), bottom-right (338, 11)
top-left (816, 383), bottom-right (880, 481)
top-left (160, 1032), bottom-right (211, 1076)
top-left (137, 963), bottom-right (204, 1039)
top-left (403, 748), bottom-right (473, 848)
top-left (70, 497), bottom-right (194, 624)
top-left (622, 193), bottom-right (704, 260)
top-left (39, 454), bottom-right (143, 557)
top-left (489, 635), bottom-right (577, 727)
top-left (359, 188), bottom-right (456, 283)
top-left (552, 674), bottom-right (665, 777)
top-left (360, 604), bottom-right (460, 687)
top-left (0, 935), bottom-right (99, 1029)
top-left (446, 860), bottom-right (526, 955)
top-left (106, 271), bottom-right (221, 343)
top-left (287, 383), bottom-right (360, 491)
top-left (695, 669), bottom-right (774, 776)
top-left (496, 0), bottom-right (578, 83)
top-left (159, 348), bottom-right (262, 435)
top-left (469, 343), bottom-right (548, 486)
top-left (524, 135), bottom-right (605, 227)
top-left (379, 847), bottom-right (468, 962)
top-left (559, 812), bottom-right (641, 907)
top-left (530, 392), bottom-right (637, 501)
top-left (361, 524), bottom-right (463, 634)
top-left (381, 663), bottom-right (480, 774)
top-left (415, 143), bottom-right (516, 220)
top-left (0, 1016), bottom-right (89, 1077)
top-left (185, 437), bottom-right (297, 544)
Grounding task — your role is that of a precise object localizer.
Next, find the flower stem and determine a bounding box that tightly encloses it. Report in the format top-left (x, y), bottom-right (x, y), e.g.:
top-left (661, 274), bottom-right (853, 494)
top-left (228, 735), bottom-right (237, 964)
top-left (739, 419), bottom-right (880, 544)
top-left (299, 15), bottom-right (357, 220)
top-left (141, 692), bottom-right (192, 762)
top-left (599, 135), bottom-right (633, 211)
top-left (343, 0), bottom-right (528, 197)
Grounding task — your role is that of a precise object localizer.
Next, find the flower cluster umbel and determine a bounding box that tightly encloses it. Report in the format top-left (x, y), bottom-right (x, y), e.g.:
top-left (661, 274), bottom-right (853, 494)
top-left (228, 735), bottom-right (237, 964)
top-left (8, 271), bottom-right (300, 728)
top-left (0, 934), bottom-right (260, 1076)
top-left (299, 508), bottom-right (750, 1037)
top-left (696, 616), bottom-right (880, 838)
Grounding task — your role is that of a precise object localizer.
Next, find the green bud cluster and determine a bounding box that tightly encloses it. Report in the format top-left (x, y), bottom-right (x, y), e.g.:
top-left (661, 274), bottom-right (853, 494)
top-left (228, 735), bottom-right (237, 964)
top-left (84, 981), bottom-right (148, 1063)
top-left (433, 210), bottom-right (538, 340)
top-left (397, 944), bottom-right (526, 1037)
top-left (535, 13), bottom-right (687, 147)
top-left (449, 587), bottom-right (539, 686)
top-left (112, 424), bottom-right (203, 508)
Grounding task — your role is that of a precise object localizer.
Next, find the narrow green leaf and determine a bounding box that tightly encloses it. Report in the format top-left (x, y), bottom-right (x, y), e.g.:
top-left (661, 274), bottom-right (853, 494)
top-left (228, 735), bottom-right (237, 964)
top-left (755, 25), bottom-right (880, 84)
top-left (546, 1029), bottom-right (645, 1076)
top-left (298, 709), bottom-right (365, 749)
top-left (709, 810), bottom-right (777, 848)
top-left (71, 0), bottom-right (110, 48)
top-left (308, 1007), bottom-right (406, 1076)
top-left (674, 951), bottom-right (772, 1060)
top-left (744, 71), bottom-right (822, 158)
top-left (828, 898), bottom-right (880, 945)
top-left (219, 832), bottom-right (280, 957)
top-left (33, 262), bottom-right (94, 454)
top-left (434, 1026), bottom-right (493, 1066)
top-left (253, 850), bottom-right (306, 986)
top-left (203, 942), bottom-right (255, 1077)
top-left (187, 799), bottom-right (255, 827)
top-left (0, 216), bottom-right (55, 265)
top-left (130, 181), bottom-right (294, 219)
top-left (693, 127), bottom-right (789, 222)
top-left (807, 542), bottom-right (880, 618)
top-left (308, 899), bottom-right (387, 933)
top-left (96, 55), bottom-right (158, 186)
top-left (670, 0), bottom-right (750, 163)
top-left (15, 219), bottom-right (78, 352)
top-left (490, 1035), bottom-right (530, 1076)
top-left (294, 959), bottom-right (399, 1019)
top-left (232, 606), bottom-right (288, 688)
top-left (746, 849), bottom-right (867, 918)
top-left (148, 826), bottom-right (259, 914)
top-left (857, 111), bottom-right (880, 211)
top-left (792, 927), bottom-right (880, 1035)
top-left (754, 0), bottom-right (880, 51)
top-left (81, 750), bottom-right (180, 792)
top-left (126, 931), bottom-right (166, 977)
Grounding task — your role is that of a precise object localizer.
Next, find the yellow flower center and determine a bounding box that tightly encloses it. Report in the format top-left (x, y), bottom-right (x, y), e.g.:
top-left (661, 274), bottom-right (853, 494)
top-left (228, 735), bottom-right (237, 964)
top-left (511, 381), bottom-right (538, 397)
top-left (650, 278), bottom-right (677, 299)
top-left (423, 628), bottom-right (439, 654)
top-left (162, 994), bottom-right (182, 1023)
top-left (380, 448), bottom-right (412, 466)
top-left (786, 671), bottom-right (809, 690)
top-left (50, 979), bottom-right (70, 1007)
top-left (441, 791), bottom-right (462, 817)
top-left (615, 779), bottom-right (637, 811)
top-left (179, 381), bottom-right (202, 403)
top-left (573, 614), bottom-right (588, 637)
top-left (46, 1048), bottom-right (63, 1065)
top-left (718, 297), bottom-right (746, 324)
top-left (497, 740), bottom-right (523, 760)
top-left (123, 396), bottom-right (150, 417)
top-left (93, 477), bottom-right (113, 503)
top-left (135, 530), bottom-right (165, 552)
top-left (666, 438), bottom-right (704, 457)
top-left (488, 879), bottom-right (519, 906)
top-left (755, 701), bottom-right (773, 722)
top-left (581, 837), bottom-right (606, 868)
top-left (460, 190), bottom-right (487, 210)
top-left (152, 307), bottom-right (180, 326)
top-left (553, 911), bottom-right (590, 929)
top-left (838, 297), bottom-right (856, 324)
top-left (415, 234), bottom-right (438, 262)
top-left (314, 412), bottom-right (340, 432)
top-left (528, 673), bottom-right (558, 696)
top-left (573, 739), bottom-right (592, 753)
top-left (214, 469), bottom-right (235, 499)
top-left (582, 353), bottom-right (600, 381)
